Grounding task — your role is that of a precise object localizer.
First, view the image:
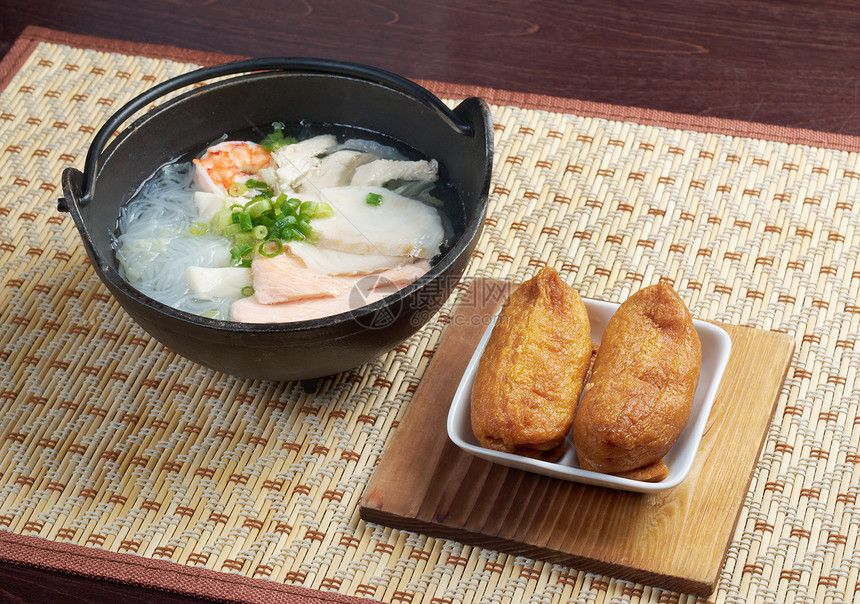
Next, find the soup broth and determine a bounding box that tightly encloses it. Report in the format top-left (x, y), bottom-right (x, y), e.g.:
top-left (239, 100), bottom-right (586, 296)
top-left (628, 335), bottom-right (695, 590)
top-left (112, 124), bottom-right (459, 322)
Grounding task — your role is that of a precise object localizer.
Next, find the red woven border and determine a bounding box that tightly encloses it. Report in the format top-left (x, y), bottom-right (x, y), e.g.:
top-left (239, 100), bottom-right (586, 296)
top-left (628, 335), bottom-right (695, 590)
top-left (0, 530), bottom-right (377, 603)
top-left (3, 23), bottom-right (860, 603)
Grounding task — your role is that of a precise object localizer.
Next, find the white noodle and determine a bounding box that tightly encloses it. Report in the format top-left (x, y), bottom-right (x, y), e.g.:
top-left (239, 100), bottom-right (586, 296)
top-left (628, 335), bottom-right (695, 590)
top-left (113, 161), bottom-right (237, 319)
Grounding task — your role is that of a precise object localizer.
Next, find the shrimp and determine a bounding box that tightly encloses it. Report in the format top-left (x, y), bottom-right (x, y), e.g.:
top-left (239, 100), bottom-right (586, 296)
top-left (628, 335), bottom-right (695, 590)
top-left (192, 141), bottom-right (272, 195)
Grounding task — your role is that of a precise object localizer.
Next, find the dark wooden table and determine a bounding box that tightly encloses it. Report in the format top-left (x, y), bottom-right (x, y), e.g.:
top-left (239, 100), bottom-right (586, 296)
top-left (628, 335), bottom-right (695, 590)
top-left (1, 0), bottom-right (859, 601)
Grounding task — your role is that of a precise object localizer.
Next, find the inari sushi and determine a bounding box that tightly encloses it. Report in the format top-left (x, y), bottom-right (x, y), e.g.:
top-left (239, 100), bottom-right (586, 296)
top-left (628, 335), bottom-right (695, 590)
top-left (573, 281), bottom-right (701, 481)
top-left (470, 267), bottom-right (593, 461)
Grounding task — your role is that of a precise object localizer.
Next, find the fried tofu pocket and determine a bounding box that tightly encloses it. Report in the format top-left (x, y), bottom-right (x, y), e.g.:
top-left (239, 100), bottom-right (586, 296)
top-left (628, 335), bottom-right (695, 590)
top-left (470, 267), bottom-right (593, 461)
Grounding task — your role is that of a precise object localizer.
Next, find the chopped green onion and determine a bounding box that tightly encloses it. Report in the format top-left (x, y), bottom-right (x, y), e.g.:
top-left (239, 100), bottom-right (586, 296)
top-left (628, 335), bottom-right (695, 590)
top-left (189, 221), bottom-right (208, 235)
top-left (258, 239), bottom-right (282, 257)
top-left (241, 286), bottom-right (255, 297)
top-left (222, 223), bottom-right (242, 237)
top-left (229, 243), bottom-right (254, 267)
top-left (211, 209), bottom-right (233, 232)
top-left (274, 214), bottom-right (297, 231)
top-left (233, 211), bottom-right (253, 231)
top-left (246, 198), bottom-right (271, 218)
top-left (241, 213), bottom-right (253, 231)
top-left (233, 232), bottom-right (256, 247)
top-left (366, 192), bottom-right (383, 206)
top-left (299, 200), bottom-right (319, 216)
top-left (284, 197), bottom-right (301, 215)
top-left (228, 182), bottom-right (247, 197)
top-left (315, 202), bottom-right (335, 219)
top-left (210, 180), bottom-right (327, 261)
top-left (260, 122), bottom-right (298, 152)
top-left (245, 179), bottom-right (273, 196)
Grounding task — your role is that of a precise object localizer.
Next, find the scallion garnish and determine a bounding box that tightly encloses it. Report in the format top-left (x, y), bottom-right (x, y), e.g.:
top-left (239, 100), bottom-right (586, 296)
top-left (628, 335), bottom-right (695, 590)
top-left (233, 211), bottom-right (253, 232)
top-left (228, 182), bottom-right (247, 197)
top-left (258, 239), bottom-right (282, 257)
top-left (315, 202), bottom-right (335, 219)
top-left (245, 198), bottom-right (271, 218)
top-left (221, 223), bottom-right (242, 237)
top-left (189, 221), bottom-right (208, 236)
top-left (260, 122), bottom-right (298, 152)
top-left (229, 243), bottom-right (254, 267)
top-left (366, 192), bottom-right (383, 206)
top-left (244, 179), bottom-right (274, 197)
top-left (299, 200), bottom-right (319, 216)
top-left (211, 188), bottom-right (329, 262)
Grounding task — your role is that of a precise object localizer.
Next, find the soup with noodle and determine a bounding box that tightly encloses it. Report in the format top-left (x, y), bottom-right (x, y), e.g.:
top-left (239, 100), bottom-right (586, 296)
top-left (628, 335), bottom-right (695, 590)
top-left (113, 124), bottom-right (452, 323)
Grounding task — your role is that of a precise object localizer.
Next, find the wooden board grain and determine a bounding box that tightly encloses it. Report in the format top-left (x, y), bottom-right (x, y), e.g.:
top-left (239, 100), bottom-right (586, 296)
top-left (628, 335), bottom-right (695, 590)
top-left (360, 278), bottom-right (795, 595)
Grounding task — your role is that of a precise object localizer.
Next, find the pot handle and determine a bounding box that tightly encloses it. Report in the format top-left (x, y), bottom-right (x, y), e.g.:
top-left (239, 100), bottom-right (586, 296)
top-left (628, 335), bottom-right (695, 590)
top-left (58, 166), bottom-right (101, 267)
top-left (75, 57), bottom-right (474, 205)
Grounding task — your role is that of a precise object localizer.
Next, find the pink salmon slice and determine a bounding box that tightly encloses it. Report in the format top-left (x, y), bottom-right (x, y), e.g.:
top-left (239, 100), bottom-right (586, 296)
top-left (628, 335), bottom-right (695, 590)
top-left (252, 252), bottom-right (349, 304)
top-left (231, 259), bottom-right (431, 324)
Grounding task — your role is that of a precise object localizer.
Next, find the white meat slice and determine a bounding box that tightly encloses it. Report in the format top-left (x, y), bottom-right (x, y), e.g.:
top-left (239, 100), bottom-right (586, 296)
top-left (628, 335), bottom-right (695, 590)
top-left (272, 134), bottom-right (337, 189)
top-left (306, 186), bottom-right (445, 259)
top-left (185, 266), bottom-right (251, 298)
top-left (286, 240), bottom-right (413, 276)
top-left (350, 158), bottom-right (438, 187)
top-left (295, 150), bottom-right (375, 191)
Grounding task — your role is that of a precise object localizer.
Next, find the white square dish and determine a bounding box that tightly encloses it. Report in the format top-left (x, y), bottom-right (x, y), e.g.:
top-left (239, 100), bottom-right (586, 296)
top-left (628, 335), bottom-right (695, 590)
top-left (446, 296), bottom-right (732, 493)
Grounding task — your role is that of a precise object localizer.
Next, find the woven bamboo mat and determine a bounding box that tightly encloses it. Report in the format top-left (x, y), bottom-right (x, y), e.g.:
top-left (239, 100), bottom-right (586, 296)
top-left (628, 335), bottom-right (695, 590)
top-left (1, 27), bottom-right (859, 604)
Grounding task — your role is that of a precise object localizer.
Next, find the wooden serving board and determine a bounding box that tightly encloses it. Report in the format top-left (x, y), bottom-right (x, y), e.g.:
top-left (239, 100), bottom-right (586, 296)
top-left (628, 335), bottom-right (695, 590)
top-left (360, 278), bottom-right (795, 595)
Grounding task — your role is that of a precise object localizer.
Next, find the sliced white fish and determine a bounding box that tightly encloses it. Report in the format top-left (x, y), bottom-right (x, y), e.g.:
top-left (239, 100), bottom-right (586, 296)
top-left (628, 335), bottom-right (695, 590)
top-left (286, 240), bottom-right (413, 276)
top-left (272, 134), bottom-right (337, 189)
top-left (295, 149), bottom-right (375, 191)
top-left (308, 185), bottom-right (445, 259)
top-left (185, 266), bottom-right (252, 298)
top-left (350, 158), bottom-right (438, 187)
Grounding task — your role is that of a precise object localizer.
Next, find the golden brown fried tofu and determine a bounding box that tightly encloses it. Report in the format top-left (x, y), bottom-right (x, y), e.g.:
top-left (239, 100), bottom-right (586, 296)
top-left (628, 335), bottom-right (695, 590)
top-left (470, 267), bottom-right (593, 461)
top-left (573, 281), bottom-right (701, 481)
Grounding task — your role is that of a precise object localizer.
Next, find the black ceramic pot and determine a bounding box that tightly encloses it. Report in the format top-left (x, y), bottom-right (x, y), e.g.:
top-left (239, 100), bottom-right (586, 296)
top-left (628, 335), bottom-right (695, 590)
top-left (59, 58), bottom-right (492, 382)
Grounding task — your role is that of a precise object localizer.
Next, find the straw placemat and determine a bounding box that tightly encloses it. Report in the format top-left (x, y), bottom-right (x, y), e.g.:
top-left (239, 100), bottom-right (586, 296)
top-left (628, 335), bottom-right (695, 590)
top-left (1, 26), bottom-right (859, 604)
